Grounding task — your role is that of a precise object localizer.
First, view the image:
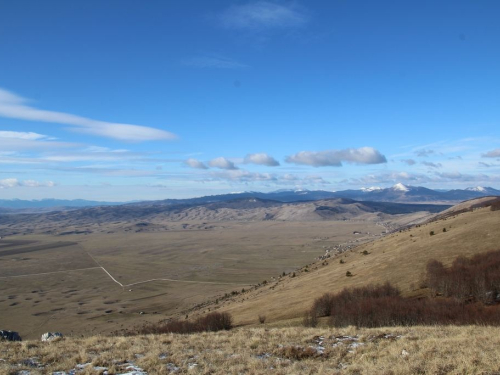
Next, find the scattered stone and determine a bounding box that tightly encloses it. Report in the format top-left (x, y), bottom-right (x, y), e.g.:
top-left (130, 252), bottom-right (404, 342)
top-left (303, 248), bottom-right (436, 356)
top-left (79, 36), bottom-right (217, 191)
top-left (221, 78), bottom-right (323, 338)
top-left (401, 349), bottom-right (410, 358)
top-left (166, 363), bottom-right (180, 373)
top-left (41, 332), bottom-right (63, 342)
top-left (0, 330), bottom-right (22, 341)
top-left (20, 357), bottom-right (42, 368)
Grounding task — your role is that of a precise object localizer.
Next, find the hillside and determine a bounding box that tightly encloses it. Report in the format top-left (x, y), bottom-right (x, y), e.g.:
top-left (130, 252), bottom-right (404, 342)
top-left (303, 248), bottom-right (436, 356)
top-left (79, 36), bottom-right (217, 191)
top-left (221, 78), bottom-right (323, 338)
top-left (195, 202), bottom-right (500, 326)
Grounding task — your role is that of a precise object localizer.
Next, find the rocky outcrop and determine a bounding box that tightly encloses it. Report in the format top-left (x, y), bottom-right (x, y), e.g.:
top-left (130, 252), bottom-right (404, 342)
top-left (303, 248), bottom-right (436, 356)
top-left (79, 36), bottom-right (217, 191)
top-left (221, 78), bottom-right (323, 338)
top-left (0, 330), bottom-right (22, 341)
top-left (41, 332), bottom-right (63, 342)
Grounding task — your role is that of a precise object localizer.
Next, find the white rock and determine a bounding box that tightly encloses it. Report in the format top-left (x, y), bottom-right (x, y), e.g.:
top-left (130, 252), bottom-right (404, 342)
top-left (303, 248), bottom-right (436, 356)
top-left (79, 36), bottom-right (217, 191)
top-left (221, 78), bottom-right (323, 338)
top-left (41, 332), bottom-right (63, 342)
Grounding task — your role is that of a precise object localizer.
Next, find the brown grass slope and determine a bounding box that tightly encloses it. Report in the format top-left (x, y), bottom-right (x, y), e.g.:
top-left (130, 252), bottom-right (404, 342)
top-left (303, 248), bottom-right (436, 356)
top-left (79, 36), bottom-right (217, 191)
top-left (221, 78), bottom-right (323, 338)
top-left (206, 205), bottom-right (500, 326)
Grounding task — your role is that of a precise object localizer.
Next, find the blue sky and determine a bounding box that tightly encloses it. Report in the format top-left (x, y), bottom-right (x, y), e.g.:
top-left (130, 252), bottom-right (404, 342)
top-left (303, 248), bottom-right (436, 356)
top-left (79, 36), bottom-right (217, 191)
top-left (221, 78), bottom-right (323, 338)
top-left (0, 0), bottom-right (499, 201)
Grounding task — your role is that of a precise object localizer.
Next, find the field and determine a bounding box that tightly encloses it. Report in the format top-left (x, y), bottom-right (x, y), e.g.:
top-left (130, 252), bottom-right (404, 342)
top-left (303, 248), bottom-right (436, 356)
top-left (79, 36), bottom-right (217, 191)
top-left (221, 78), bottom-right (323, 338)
top-left (0, 220), bottom-right (386, 340)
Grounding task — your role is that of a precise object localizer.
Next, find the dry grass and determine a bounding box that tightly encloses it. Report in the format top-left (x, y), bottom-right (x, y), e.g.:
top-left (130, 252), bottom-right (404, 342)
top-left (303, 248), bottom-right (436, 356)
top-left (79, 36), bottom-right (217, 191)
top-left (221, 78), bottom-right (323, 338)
top-left (1, 325), bottom-right (500, 374)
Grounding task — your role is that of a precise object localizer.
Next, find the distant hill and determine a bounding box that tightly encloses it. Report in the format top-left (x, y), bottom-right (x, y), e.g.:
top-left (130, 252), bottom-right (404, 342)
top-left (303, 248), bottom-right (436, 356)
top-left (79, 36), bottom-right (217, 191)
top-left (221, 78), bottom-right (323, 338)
top-left (1, 185), bottom-right (498, 212)
top-left (0, 197), bottom-right (450, 236)
top-left (126, 184), bottom-right (500, 207)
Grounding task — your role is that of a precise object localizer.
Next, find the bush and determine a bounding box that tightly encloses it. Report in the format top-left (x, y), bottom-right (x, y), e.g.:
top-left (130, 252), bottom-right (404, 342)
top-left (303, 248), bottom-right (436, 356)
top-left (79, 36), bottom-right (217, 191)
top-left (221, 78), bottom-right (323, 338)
top-left (426, 250), bottom-right (500, 304)
top-left (490, 200), bottom-right (500, 211)
top-left (307, 282), bottom-right (500, 328)
top-left (430, 231), bottom-right (435, 236)
top-left (138, 312), bottom-right (233, 335)
top-left (346, 271), bottom-right (353, 277)
top-left (258, 315), bottom-right (266, 324)
top-left (310, 282), bottom-right (399, 319)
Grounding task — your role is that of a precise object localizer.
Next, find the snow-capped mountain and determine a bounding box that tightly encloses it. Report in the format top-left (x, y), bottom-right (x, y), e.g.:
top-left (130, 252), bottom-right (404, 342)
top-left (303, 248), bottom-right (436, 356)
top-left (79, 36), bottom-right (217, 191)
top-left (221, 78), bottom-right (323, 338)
top-left (465, 186), bottom-right (486, 193)
top-left (2, 185), bottom-right (499, 211)
top-left (391, 183), bottom-right (410, 192)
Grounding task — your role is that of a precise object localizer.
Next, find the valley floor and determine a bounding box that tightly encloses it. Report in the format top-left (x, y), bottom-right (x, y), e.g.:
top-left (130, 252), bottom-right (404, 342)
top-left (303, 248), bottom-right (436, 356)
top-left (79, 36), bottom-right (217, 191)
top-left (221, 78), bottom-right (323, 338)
top-left (1, 325), bottom-right (499, 374)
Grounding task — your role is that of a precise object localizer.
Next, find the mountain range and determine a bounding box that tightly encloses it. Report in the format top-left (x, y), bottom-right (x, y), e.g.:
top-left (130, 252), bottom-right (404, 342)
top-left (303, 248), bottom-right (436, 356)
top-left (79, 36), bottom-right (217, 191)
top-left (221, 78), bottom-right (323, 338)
top-left (0, 184), bottom-right (498, 210)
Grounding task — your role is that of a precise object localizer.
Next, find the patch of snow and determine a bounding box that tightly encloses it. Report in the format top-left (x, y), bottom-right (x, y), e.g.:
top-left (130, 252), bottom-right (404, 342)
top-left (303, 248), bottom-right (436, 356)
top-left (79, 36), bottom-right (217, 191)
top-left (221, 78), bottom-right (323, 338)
top-left (392, 183), bottom-right (409, 192)
top-left (466, 186), bottom-right (486, 192)
top-left (361, 186), bottom-right (382, 192)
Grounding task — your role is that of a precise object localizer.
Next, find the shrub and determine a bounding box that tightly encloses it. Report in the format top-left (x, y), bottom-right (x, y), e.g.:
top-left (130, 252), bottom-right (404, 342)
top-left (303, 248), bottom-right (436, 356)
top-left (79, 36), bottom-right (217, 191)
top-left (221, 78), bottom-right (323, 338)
top-left (258, 315), bottom-right (266, 324)
top-left (346, 271), bottom-right (353, 277)
top-left (307, 282), bottom-right (500, 328)
top-left (138, 312), bottom-right (232, 335)
top-left (339, 259), bottom-right (345, 264)
top-left (490, 200), bottom-right (500, 211)
top-left (430, 231), bottom-right (435, 236)
top-left (426, 250), bottom-right (500, 304)
top-left (443, 228), bottom-right (447, 232)
top-left (310, 282), bottom-right (399, 319)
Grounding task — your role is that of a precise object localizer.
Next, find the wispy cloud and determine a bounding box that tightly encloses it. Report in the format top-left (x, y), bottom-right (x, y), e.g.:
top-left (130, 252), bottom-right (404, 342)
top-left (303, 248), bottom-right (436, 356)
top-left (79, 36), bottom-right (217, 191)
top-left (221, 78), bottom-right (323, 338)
top-left (209, 169), bottom-right (330, 185)
top-left (185, 158), bottom-right (209, 169)
top-left (244, 152), bottom-right (280, 166)
top-left (0, 178), bottom-right (55, 189)
top-left (415, 149), bottom-right (435, 157)
top-left (0, 131), bottom-right (54, 140)
top-left (0, 88), bottom-right (177, 142)
top-left (422, 161), bottom-right (442, 169)
top-left (208, 157), bottom-right (238, 170)
top-left (218, 1), bottom-right (309, 31)
top-left (286, 147), bottom-right (387, 167)
top-left (401, 159), bottom-right (416, 166)
top-left (183, 55), bottom-right (249, 69)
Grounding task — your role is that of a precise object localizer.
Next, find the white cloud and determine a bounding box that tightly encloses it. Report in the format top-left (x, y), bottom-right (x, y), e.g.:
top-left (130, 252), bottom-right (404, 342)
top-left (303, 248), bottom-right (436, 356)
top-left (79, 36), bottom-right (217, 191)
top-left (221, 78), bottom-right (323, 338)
top-left (286, 147), bottom-right (387, 167)
top-left (0, 178), bottom-right (55, 188)
top-left (244, 152), bottom-right (280, 166)
top-left (183, 56), bottom-right (249, 69)
top-left (185, 158), bottom-right (208, 169)
top-left (0, 131), bottom-right (52, 140)
top-left (219, 1), bottom-right (309, 30)
top-left (0, 88), bottom-right (177, 142)
top-left (483, 149), bottom-right (500, 158)
top-left (209, 157), bottom-right (238, 170)
top-left (22, 179), bottom-right (56, 187)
